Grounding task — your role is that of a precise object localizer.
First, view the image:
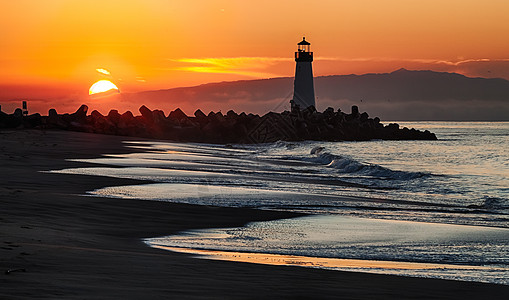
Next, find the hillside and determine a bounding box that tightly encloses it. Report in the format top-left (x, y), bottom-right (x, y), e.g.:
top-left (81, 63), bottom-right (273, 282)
top-left (119, 69), bottom-right (509, 120)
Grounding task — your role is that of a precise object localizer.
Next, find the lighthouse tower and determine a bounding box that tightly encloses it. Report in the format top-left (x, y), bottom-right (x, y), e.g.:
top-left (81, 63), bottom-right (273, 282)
top-left (291, 37), bottom-right (316, 110)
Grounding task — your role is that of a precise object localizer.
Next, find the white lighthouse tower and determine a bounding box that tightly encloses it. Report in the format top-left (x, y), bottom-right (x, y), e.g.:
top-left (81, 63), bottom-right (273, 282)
top-left (291, 37), bottom-right (316, 110)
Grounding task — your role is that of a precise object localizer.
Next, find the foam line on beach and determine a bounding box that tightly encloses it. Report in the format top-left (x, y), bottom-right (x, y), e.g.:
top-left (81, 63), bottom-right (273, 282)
top-left (154, 245), bottom-right (497, 271)
top-left (146, 214), bottom-right (509, 284)
top-left (150, 245), bottom-right (508, 285)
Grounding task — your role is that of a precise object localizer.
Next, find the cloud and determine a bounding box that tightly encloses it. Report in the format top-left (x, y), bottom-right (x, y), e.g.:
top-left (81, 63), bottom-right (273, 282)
top-left (315, 56), bottom-right (509, 66)
top-left (161, 56), bottom-right (509, 82)
top-left (165, 57), bottom-right (292, 78)
top-left (96, 68), bottom-right (111, 76)
top-left (314, 56), bottom-right (509, 80)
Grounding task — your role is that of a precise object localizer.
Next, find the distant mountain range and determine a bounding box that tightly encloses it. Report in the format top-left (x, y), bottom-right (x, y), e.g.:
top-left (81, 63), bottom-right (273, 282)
top-left (4, 69), bottom-right (507, 120)
top-left (119, 69), bottom-right (509, 120)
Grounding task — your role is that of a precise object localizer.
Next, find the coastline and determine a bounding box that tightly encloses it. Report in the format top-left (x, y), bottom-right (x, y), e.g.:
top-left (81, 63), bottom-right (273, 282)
top-left (1, 129), bottom-right (507, 299)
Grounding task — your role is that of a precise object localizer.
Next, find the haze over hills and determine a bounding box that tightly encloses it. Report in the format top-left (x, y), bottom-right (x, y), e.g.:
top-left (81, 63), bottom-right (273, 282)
top-left (2, 69), bottom-right (509, 120)
top-left (114, 69), bottom-right (509, 121)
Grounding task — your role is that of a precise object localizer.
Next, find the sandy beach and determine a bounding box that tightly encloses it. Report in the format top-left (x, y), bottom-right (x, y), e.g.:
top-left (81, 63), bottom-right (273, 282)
top-left (1, 129), bottom-right (508, 299)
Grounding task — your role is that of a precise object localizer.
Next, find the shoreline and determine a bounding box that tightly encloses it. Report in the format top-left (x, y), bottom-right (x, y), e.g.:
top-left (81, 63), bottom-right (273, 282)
top-left (152, 245), bottom-right (505, 282)
top-left (1, 129), bottom-right (508, 299)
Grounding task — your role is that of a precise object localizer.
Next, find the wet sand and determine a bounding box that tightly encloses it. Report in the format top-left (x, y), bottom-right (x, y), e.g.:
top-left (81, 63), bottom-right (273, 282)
top-left (1, 129), bottom-right (508, 299)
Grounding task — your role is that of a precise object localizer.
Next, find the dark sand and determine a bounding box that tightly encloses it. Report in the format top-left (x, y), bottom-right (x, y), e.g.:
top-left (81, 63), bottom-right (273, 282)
top-left (1, 130), bottom-right (507, 299)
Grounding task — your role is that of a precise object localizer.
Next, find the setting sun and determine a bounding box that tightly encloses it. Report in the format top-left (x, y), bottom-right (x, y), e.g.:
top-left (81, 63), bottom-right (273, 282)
top-left (89, 80), bottom-right (119, 95)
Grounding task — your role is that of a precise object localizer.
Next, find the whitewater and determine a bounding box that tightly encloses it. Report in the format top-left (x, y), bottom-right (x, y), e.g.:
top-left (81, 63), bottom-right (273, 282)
top-left (51, 121), bottom-right (509, 284)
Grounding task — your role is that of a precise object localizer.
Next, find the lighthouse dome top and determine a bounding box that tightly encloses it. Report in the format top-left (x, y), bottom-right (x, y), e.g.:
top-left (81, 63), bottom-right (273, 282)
top-left (298, 37), bottom-right (310, 45)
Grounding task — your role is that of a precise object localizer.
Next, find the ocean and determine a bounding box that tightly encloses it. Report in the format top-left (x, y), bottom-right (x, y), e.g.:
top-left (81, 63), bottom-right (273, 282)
top-left (51, 122), bottom-right (509, 284)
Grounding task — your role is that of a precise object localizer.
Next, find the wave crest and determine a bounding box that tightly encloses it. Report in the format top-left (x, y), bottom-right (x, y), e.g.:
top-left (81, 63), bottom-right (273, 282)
top-left (309, 148), bottom-right (429, 180)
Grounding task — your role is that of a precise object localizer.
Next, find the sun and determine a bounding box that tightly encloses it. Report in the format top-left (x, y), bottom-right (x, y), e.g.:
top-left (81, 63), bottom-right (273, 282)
top-left (89, 80), bottom-right (119, 95)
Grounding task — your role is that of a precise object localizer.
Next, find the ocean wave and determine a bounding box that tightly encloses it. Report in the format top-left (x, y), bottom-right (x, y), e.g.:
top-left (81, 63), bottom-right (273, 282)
top-left (308, 147), bottom-right (429, 180)
top-left (272, 140), bottom-right (298, 148)
top-left (249, 140), bottom-right (301, 155)
top-left (469, 196), bottom-right (509, 210)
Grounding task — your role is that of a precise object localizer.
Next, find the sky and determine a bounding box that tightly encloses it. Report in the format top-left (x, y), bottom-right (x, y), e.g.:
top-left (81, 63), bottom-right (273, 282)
top-left (1, 0), bottom-right (509, 113)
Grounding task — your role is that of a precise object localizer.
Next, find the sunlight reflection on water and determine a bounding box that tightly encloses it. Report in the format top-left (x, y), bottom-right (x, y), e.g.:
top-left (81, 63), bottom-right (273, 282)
top-left (147, 215), bottom-right (509, 285)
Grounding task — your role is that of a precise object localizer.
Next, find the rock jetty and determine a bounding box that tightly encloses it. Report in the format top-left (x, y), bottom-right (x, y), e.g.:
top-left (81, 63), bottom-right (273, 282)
top-left (0, 104), bottom-right (437, 143)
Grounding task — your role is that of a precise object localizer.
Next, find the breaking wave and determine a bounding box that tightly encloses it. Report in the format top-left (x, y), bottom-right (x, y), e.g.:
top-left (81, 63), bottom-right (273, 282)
top-left (474, 196), bottom-right (509, 211)
top-left (307, 146), bottom-right (429, 180)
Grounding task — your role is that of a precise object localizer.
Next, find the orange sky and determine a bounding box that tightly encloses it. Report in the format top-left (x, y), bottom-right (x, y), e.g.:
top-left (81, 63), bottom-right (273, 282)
top-left (1, 0), bottom-right (509, 113)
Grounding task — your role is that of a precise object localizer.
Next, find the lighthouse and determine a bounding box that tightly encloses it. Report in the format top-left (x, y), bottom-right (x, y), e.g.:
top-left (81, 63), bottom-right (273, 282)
top-left (291, 37), bottom-right (316, 110)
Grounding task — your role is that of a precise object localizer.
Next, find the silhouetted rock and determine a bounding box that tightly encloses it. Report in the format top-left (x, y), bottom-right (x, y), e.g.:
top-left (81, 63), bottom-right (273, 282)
top-left (70, 105), bottom-right (88, 122)
top-left (139, 105), bottom-right (154, 122)
top-left (122, 111), bottom-right (134, 120)
top-left (0, 103), bottom-right (437, 142)
top-left (387, 123), bottom-right (399, 130)
top-left (209, 111), bottom-right (225, 123)
top-left (46, 108), bottom-right (65, 128)
top-left (88, 110), bottom-right (112, 134)
top-left (108, 110), bottom-right (121, 124)
top-left (3, 109), bottom-right (24, 128)
top-left (0, 105), bottom-right (5, 118)
top-left (302, 106), bottom-right (316, 118)
top-left (226, 110), bottom-right (238, 119)
top-left (324, 107), bottom-right (335, 119)
top-left (90, 110), bottom-right (104, 119)
top-left (0, 110), bottom-right (7, 128)
top-left (351, 105), bottom-right (359, 116)
top-left (14, 108), bottom-right (23, 118)
top-left (153, 110), bottom-right (166, 124)
top-left (23, 113), bottom-right (42, 128)
top-left (194, 109), bottom-right (207, 119)
top-left (167, 108), bottom-right (189, 124)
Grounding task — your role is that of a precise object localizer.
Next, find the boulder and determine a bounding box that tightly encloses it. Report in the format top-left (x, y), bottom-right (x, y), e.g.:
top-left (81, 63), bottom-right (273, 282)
top-left (23, 113), bottom-right (42, 128)
top-left (351, 105), bottom-right (359, 116)
top-left (107, 110), bottom-right (121, 124)
top-left (70, 105), bottom-right (88, 122)
top-left (115, 111), bottom-right (136, 135)
top-left (152, 110), bottom-right (167, 124)
top-left (14, 108), bottom-right (23, 117)
top-left (121, 111), bottom-right (135, 121)
top-left (168, 108), bottom-right (189, 122)
top-left (139, 105), bottom-right (154, 122)
top-left (211, 111), bottom-right (226, 123)
top-left (226, 110), bottom-right (238, 119)
top-left (122, 110), bottom-right (134, 120)
top-left (49, 108), bottom-right (58, 117)
top-left (194, 109), bottom-right (207, 119)
top-left (90, 110), bottom-right (104, 119)
top-left (47, 108), bottom-right (66, 128)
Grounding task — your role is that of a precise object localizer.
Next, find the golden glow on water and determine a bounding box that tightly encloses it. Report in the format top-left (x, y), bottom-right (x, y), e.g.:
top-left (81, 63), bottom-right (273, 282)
top-left (154, 245), bottom-right (493, 272)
